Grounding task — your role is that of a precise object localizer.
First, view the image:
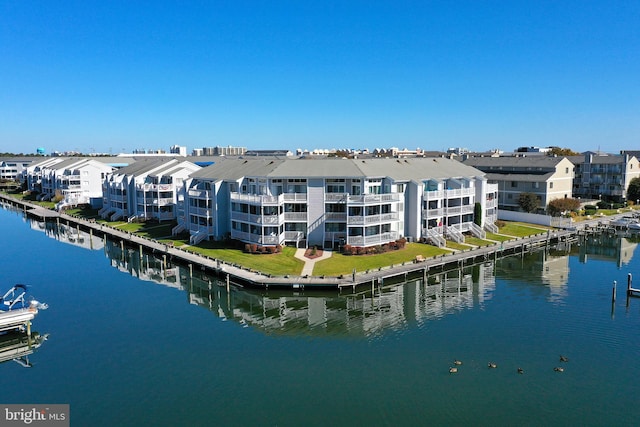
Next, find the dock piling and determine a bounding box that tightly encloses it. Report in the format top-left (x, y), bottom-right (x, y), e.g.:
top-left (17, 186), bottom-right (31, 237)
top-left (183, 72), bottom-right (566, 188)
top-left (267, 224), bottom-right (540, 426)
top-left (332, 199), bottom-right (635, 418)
top-left (612, 280), bottom-right (617, 303)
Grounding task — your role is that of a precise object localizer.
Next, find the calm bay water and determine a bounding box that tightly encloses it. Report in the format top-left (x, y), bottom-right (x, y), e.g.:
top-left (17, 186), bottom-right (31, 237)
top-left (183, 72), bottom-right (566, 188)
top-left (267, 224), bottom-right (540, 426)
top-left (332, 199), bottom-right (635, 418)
top-left (1, 205), bottom-right (639, 426)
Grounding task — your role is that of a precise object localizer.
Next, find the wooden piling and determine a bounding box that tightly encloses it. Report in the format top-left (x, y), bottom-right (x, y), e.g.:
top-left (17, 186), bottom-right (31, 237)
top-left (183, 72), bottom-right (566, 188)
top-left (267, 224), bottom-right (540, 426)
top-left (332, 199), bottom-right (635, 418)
top-left (612, 280), bottom-right (617, 302)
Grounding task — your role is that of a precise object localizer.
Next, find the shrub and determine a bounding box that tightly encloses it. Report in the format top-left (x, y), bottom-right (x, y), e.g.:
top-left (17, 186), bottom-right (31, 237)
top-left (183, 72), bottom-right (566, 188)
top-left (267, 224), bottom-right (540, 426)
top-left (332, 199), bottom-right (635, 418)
top-left (244, 244), bottom-right (251, 253)
top-left (250, 244), bottom-right (258, 253)
top-left (343, 244), bottom-right (353, 255)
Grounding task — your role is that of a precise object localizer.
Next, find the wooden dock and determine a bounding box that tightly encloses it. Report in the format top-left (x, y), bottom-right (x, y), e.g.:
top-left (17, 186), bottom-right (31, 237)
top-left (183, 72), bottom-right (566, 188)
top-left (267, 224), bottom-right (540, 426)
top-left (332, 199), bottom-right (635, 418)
top-left (0, 193), bottom-right (586, 291)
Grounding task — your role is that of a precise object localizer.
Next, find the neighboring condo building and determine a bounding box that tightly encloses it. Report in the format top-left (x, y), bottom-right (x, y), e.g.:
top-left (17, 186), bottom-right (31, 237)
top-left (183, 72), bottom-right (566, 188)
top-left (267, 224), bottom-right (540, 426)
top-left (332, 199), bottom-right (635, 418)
top-left (0, 157), bottom-right (34, 181)
top-left (569, 152), bottom-right (640, 203)
top-left (100, 158), bottom-right (200, 222)
top-left (177, 157), bottom-right (497, 248)
top-left (462, 155), bottom-right (574, 212)
top-left (23, 157), bottom-right (114, 209)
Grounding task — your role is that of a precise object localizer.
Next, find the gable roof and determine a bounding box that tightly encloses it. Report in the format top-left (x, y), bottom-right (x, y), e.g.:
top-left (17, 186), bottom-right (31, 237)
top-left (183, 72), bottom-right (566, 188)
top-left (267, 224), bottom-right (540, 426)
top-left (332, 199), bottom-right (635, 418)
top-left (190, 157), bottom-right (484, 183)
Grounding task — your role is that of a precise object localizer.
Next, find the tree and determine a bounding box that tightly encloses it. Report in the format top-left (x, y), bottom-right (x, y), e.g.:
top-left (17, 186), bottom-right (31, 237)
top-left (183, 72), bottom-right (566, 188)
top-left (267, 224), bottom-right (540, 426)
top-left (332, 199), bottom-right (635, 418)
top-left (474, 202), bottom-right (482, 226)
top-left (547, 198), bottom-right (581, 216)
top-left (518, 193), bottom-right (539, 213)
top-left (548, 147), bottom-right (580, 156)
top-left (628, 177), bottom-right (640, 205)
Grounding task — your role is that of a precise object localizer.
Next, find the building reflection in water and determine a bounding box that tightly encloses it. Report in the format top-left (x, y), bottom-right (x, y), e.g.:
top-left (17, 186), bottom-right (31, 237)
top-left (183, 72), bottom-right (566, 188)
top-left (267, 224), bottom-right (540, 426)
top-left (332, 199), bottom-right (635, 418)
top-left (574, 233), bottom-right (638, 267)
top-left (26, 218), bottom-right (640, 336)
top-left (28, 218), bottom-right (104, 251)
top-left (104, 239), bottom-right (497, 337)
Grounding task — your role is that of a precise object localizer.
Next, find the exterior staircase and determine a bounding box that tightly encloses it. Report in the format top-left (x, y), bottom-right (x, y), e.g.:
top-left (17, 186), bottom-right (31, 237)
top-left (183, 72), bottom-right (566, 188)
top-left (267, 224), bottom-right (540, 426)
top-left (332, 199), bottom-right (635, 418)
top-left (445, 226), bottom-right (464, 244)
top-left (469, 222), bottom-right (486, 239)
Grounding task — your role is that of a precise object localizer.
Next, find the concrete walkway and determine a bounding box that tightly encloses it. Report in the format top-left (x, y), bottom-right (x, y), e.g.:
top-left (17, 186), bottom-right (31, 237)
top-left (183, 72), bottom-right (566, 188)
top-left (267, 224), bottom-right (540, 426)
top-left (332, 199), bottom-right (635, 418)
top-left (295, 248), bottom-right (333, 276)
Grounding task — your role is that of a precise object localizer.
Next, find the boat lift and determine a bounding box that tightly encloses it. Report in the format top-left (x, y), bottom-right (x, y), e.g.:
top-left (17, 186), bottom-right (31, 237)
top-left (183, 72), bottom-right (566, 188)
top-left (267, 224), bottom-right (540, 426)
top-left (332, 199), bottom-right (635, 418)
top-left (0, 284), bottom-right (47, 335)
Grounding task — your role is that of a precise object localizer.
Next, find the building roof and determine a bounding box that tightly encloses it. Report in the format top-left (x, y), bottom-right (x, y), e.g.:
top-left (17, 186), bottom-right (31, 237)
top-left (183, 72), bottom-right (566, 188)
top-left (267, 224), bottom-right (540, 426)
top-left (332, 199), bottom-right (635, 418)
top-left (112, 158), bottom-right (182, 176)
top-left (190, 157), bottom-right (484, 182)
top-left (483, 172), bottom-right (555, 182)
top-left (462, 155), bottom-right (570, 169)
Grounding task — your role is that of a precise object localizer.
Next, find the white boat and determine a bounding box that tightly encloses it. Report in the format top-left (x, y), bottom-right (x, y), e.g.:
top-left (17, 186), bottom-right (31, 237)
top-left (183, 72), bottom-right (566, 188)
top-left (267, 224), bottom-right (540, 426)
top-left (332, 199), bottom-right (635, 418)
top-left (609, 217), bottom-right (639, 229)
top-left (0, 285), bottom-right (47, 334)
top-left (629, 222), bottom-right (640, 231)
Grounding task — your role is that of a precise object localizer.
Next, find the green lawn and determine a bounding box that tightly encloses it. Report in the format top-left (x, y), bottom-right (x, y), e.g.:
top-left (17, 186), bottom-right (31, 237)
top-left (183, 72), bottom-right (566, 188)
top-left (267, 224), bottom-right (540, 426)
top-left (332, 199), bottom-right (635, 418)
top-left (313, 243), bottom-right (449, 276)
top-left (464, 236), bottom-right (496, 247)
top-left (498, 222), bottom-right (550, 237)
top-left (446, 241), bottom-right (473, 251)
top-left (485, 232), bottom-right (513, 242)
top-left (183, 244), bottom-right (304, 276)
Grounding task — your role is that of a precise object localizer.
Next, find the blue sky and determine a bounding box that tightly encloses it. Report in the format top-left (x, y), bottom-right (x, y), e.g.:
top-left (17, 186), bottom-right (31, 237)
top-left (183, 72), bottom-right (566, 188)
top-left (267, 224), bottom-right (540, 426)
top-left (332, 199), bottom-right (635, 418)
top-left (1, 1), bottom-right (639, 155)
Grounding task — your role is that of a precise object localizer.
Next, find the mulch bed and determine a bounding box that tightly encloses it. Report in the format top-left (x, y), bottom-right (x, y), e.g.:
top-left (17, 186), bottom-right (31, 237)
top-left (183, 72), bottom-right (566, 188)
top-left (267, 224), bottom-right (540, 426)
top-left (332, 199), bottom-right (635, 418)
top-left (304, 248), bottom-right (323, 259)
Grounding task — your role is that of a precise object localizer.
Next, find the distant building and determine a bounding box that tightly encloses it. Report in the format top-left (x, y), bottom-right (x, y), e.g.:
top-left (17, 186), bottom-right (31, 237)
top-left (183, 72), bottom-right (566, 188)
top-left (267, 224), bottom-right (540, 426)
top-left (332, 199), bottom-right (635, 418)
top-left (568, 152), bottom-right (640, 203)
top-left (515, 146), bottom-right (552, 154)
top-left (170, 145), bottom-right (187, 156)
top-left (462, 155), bottom-right (574, 212)
top-left (244, 149), bottom-right (293, 157)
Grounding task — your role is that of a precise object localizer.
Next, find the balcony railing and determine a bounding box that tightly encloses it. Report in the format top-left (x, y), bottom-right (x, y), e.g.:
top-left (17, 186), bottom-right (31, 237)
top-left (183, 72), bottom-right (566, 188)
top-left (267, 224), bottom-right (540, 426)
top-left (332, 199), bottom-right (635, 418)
top-left (347, 232), bottom-right (399, 247)
top-left (230, 212), bottom-right (282, 224)
top-left (324, 212), bottom-right (347, 221)
top-left (188, 189), bottom-right (210, 198)
top-left (230, 192), bottom-right (280, 205)
top-left (231, 230), bottom-right (283, 245)
top-left (422, 208), bottom-right (444, 217)
top-left (189, 207), bottom-right (211, 217)
top-left (284, 212), bottom-right (308, 221)
top-left (137, 183), bottom-right (174, 191)
top-left (282, 193), bottom-right (307, 202)
top-left (347, 193), bottom-right (400, 204)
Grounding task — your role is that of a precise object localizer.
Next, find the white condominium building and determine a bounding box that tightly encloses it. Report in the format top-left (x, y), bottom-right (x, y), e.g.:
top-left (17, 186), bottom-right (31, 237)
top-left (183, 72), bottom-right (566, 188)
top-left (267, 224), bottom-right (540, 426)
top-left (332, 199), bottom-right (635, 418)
top-left (178, 157), bottom-right (497, 248)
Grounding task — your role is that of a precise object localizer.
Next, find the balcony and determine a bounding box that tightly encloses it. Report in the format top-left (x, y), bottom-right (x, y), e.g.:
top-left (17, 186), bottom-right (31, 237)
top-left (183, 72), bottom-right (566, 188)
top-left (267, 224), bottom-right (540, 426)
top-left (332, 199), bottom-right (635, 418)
top-left (188, 189), bottom-right (210, 198)
top-left (230, 192), bottom-right (280, 205)
top-left (231, 230), bottom-right (283, 245)
top-left (347, 231), bottom-right (399, 247)
top-left (137, 183), bottom-right (174, 191)
top-left (189, 207), bottom-right (211, 217)
top-left (324, 212), bottom-right (347, 221)
top-left (445, 205), bottom-right (475, 215)
top-left (230, 211), bottom-right (282, 225)
top-left (348, 212), bottom-right (399, 225)
top-left (284, 212), bottom-right (308, 221)
top-left (422, 208), bottom-right (444, 218)
top-left (282, 193), bottom-right (307, 202)
top-left (188, 223), bottom-right (214, 234)
top-left (347, 193), bottom-right (400, 204)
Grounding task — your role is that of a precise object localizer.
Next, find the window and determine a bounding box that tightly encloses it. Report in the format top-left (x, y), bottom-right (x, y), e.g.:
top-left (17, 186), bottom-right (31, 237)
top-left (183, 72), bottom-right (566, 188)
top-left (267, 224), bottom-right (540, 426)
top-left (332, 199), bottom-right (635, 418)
top-left (511, 181), bottom-right (517, 188)
top-left (549, 182), bottom-right (554, 189)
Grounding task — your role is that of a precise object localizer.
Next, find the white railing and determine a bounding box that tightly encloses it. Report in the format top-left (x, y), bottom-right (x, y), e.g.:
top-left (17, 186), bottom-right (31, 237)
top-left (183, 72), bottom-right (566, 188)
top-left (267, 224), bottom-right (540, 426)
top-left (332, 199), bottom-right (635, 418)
top-left (423, 208), bottom-right (444, 217)
top-left (324, 212), bottom-right (347, 221)
top-left (424, 190), bottom-right (444, 199)
top-left (230, 192), bottom-right (280, 205)
top-left (284, 212), bottom-right (308, 221)
top-left (231, 230), bottom-right (283, 245)
top-left (325, 193), bottom-right (348, 202)
top-left (347, 193), bottom-right (400, 204)
top-left (423, 227), bottom-right (446, 248)
top-left (284, 231), bottom-right (305, 241)
top-left (190, 207), bottom-right (211, 217)
top-left (484, 222), bottom-right (499, 233)
top-left (188, 189), bottom-right (209, 198)
top-left (469, 222), bottom-right (486, 239)
top-left (445, 226), bottom-right (464, 244)
top-left (347, 232), bottom-right (398, 247)
top-left (282, 193), bottom-right (307, 202)
top-left (172, 223), bottom-right (185, 235)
